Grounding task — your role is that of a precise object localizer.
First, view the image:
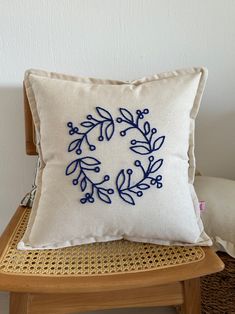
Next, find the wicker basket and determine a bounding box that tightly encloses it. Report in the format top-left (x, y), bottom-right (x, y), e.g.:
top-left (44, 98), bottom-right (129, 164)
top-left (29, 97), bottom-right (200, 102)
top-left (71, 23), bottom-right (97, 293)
top-left (201, 252), bottom-right (235, 314)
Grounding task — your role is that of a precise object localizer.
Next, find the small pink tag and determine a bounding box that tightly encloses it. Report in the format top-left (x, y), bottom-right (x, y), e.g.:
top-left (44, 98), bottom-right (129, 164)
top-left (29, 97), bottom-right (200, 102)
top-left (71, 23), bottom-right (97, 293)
top-left (199, 201), bottom-right (206, 211)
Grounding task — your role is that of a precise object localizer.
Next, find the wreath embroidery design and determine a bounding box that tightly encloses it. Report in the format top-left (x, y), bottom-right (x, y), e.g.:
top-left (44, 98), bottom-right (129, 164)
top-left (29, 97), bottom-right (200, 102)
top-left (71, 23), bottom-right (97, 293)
top-left (66, 107), bottom-right (165, 205)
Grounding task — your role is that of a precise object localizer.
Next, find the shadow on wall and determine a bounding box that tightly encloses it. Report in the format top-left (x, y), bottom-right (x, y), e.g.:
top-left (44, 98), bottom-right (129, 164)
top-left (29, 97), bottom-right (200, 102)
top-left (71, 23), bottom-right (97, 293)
top-left (0, 87), bottom-right (37, 233)
top-left (195, 109), bottom-right (235, 180)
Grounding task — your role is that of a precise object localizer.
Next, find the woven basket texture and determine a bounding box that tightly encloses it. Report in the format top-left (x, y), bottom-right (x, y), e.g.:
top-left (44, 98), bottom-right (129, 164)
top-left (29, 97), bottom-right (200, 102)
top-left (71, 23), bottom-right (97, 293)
top-left (201, 252), bottom-right (235, 314)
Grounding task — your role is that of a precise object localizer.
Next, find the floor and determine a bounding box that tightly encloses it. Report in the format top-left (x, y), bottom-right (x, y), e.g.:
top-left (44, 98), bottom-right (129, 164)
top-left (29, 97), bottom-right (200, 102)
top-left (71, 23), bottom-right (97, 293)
top-left (0, 292), bottom-right (177, 313)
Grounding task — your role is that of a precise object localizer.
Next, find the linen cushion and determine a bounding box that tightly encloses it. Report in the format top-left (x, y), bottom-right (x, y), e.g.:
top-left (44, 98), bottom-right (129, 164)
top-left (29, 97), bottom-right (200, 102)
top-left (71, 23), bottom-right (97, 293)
top-left (18, 67), bottom-right (211, 249)
top-left (194, 176), bottom-right (235, 257)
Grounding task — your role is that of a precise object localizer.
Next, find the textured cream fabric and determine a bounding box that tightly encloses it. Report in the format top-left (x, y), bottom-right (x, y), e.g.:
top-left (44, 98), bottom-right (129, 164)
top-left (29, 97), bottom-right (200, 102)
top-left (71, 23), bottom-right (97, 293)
top-left (18, 67), bottom-right (211, 249)
top-left (194, 176), bottom-right (235, 257)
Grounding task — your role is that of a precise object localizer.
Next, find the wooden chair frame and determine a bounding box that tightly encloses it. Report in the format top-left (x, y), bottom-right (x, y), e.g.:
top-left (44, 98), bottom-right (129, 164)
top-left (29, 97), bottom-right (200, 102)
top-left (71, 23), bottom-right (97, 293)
top-left (0, 84), bottom-right (224, 314)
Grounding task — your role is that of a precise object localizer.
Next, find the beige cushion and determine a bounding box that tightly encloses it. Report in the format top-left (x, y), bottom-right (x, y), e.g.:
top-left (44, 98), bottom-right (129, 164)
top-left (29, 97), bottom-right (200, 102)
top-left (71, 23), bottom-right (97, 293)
top-left (194, 176), bottom-right (235, 257)
top-left (18, 67), bottom-right (211, 249)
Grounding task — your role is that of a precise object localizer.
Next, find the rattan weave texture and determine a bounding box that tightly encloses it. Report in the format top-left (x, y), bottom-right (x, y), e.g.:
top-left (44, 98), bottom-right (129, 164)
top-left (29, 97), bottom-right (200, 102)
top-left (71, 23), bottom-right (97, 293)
top-left (0, 209), bottom-right (205, 276)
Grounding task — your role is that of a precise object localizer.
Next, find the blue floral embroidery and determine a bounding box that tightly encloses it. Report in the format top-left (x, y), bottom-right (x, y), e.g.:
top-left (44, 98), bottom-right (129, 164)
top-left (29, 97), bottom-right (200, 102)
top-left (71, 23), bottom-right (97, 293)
top-left (115, 107), bottom-right (165, 205)
top-left (67, 106), bottom-right (115, 155)
top-left (66, 106), bottom-right (165, 206)
top-left (66, 156), bottom-right (114, 204)
top-left (116, 108), bottom-right (165, 155)
top-left (66, 107), bottom-right (115, 204)
top-left (116, 156), bottom-right (163, 205)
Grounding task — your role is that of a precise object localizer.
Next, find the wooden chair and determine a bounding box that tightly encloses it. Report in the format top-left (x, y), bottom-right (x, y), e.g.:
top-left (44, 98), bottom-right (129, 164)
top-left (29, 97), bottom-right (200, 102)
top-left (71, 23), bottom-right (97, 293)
top-left (0, 84), bottom-right (224, 314)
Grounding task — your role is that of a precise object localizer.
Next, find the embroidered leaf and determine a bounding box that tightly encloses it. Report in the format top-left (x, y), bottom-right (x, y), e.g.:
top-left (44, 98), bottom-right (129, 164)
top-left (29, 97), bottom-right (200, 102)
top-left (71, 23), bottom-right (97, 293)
top-left (80, 157), bottom-right (101, 166)
top-left (81, 121), bottom-right (94, 127)
top-left (80, 177), bottom-right (87, 191)
top-left (137, 183), bottom-right (150, 190)
top-left (120, 108), bottom-right (134, 122)
top-left (105, 122), bottom-right (115, 140)
top-left (65, 159), bottom-right (79, 175)
top-left (68, 139), bottom-right (80, 152)
top-left (130, 145), bottom-right (150, 155)
top-left (120, 192), bottom-right (135, 205)
top-left (116, 169), bottom-right (126, 190)
top-left (143, 122), bottom-right (150, 135)
top-left (96, 107), bottom-right (112, 120)
top-left (153, 136), bottom-right (165, 151)
top-left (97, 189), bottom-right (112, 204)
top-left (150, 159), bottom-right (163, 173)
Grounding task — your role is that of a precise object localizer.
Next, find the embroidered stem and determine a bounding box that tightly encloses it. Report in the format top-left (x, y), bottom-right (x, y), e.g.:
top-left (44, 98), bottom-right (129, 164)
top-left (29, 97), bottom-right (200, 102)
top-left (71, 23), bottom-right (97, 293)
top-left (67, 106), bottom-right (115, 155)
top-left (66, 157), bottom-right (114, 204)
top-left (116, 108), bottom-right (165, 155)
top-left (116, 156), bottom-right (163, 205)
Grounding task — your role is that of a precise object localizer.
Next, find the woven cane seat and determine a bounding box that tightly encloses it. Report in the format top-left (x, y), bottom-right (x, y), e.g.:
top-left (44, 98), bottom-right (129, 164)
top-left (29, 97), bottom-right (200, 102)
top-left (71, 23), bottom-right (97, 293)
top-left (0, 208), bottom-right (205, 277)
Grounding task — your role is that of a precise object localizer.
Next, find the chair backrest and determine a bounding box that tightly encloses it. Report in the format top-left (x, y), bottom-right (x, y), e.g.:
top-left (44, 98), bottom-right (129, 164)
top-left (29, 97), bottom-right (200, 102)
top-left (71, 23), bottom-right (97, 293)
top-left (24, 82), bottom-right (37, 155)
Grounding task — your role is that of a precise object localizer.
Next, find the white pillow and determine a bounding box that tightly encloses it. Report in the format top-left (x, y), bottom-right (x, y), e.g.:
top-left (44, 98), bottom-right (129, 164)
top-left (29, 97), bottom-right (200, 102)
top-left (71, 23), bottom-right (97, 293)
top-left (194, 176), bottom-right (235, 257)
top-left (18, 67), bottom-right (211, 250)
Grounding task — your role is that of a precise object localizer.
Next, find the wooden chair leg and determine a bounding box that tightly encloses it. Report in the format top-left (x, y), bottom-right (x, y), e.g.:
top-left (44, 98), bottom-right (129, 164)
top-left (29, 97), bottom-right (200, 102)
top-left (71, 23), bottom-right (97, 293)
top-left (10, 292), bottom-right (30, 314)
top-left (181, 278), bottom-right (201, 314)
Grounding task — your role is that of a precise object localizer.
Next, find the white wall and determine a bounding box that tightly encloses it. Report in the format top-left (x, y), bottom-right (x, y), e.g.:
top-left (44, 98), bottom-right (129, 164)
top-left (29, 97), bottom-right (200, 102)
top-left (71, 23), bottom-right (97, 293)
top-left (0, 0), bottom-right (235, 233)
